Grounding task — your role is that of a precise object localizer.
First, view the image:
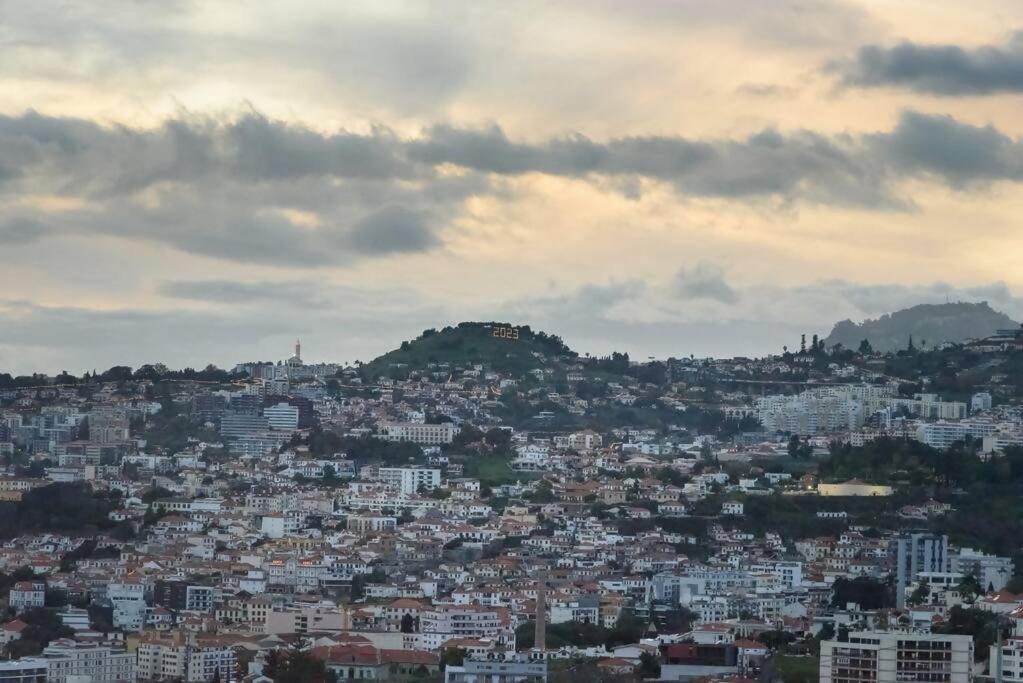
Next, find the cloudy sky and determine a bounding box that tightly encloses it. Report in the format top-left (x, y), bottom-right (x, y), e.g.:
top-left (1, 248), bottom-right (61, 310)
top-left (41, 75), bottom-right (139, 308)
top-left (3, 0), bottom-right (1023, 373)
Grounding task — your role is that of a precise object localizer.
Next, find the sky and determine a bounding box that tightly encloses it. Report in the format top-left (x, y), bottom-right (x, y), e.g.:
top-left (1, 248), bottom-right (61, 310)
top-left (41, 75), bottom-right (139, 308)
top-left (3, 0), bottom-right (1023, 374)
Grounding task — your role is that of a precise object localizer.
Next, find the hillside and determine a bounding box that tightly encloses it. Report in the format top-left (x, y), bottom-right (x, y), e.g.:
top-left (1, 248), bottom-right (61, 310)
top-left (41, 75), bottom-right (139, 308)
top-left (825, 302), bottom-right (1017, 353)
top-left (362, 322), bottom-right (577, 379)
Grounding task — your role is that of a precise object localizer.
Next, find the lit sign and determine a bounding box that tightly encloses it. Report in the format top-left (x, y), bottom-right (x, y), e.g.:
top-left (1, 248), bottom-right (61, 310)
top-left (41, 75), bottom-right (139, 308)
top-left (492, 326), bottom-right (520, 340)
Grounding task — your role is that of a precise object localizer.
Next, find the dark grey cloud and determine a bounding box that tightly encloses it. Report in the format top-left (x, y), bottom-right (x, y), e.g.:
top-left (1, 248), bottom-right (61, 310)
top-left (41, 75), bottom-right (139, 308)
top-left (674, 262), bottom-right (739, 304)
top-left (0, 110), bottom-right (414, 195)
top-left (0, 217), bottom-right (52, 244)
top-left (6, 110), bottom-right (1023, 266)
top-left (504, 280), bottom-right (646, 321)
top-left (833, 33), bottom-right (1023, 95)
top-left (873, 112), bottom-right (1023, 186)
top-left (158, 280), bottom-right (330, 308)
top-left (346, 205), bottom-right (438, 255)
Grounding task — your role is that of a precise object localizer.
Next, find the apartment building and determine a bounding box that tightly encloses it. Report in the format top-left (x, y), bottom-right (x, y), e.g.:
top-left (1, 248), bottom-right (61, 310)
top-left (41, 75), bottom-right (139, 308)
top-left (136, 631), bottom-right (237, 682)
top-left (9, 581), bottom-right (46, 612)
top-left (264, 402), bottom-right (300, 431)
top-left (41, 639), bottom-right (135, 683)
top-left (380, 422), bottom-right (459, 445)
top-left (893, 533), bottom-right (949, 608)
top-left (378, 467), bottom-right (441, 494)
top-left (820, 631), bottom-right (973, 683)
top-left (992, 637), bottom-right (1023, 682)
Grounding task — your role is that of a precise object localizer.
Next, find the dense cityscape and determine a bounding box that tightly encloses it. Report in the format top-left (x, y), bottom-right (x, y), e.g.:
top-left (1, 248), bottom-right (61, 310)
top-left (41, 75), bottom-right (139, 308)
top-left (0, 317), bottom-right (1021, 682)
top-left (6, 2), bottom-right (1023, 682)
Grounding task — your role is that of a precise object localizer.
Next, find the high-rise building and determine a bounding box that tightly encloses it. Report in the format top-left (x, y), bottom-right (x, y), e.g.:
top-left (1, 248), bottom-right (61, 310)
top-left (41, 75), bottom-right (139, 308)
top-left (220, 412), bottom-right (270, 439)
top-left (264, 402), bottom-right (299, 431)
top-left (87, 407), bottom-right (130, 443)
top-left (820, 631), bottom-right (972, 683)
top-left (893, 533), bottom-right (949, 608)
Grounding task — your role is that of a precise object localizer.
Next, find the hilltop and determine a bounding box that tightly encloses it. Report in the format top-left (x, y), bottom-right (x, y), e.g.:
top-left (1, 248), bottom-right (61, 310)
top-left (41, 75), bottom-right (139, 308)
top-left (824, 301), bottom-right (1017, 353)
top-left (362, 322), bottom-right (578, 379)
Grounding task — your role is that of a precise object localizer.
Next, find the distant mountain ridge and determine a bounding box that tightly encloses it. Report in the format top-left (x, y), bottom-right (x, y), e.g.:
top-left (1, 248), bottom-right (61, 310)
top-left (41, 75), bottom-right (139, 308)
top-left (824, 302), bottom-right (1018, 353)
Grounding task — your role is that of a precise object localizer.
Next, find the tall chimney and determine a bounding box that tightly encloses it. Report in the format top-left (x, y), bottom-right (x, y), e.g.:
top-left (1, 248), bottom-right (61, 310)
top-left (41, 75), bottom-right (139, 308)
top-left (535, 567), bottom-right (547, 651)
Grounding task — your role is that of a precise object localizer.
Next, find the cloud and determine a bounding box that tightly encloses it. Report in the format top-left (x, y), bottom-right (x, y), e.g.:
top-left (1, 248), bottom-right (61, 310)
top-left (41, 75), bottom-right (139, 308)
top-left (407, 124), bottom-right (892, 206)
top-left (0, 218), bottom-right (53, 244)
top-left (159, 280), bottom-right (330, 308)
top-left (7, 109), bottom-right (1023, 267)
top-left (832, 33), bottom-right (1023, 95)
top-left (674, 262), bottom-right (739, 303)
top-left (504, 280), bottom-right (647, 321)
top-left (873, 112), bottom-right (1023, 186)
top-left (346, 205), bottom-right (439, 255)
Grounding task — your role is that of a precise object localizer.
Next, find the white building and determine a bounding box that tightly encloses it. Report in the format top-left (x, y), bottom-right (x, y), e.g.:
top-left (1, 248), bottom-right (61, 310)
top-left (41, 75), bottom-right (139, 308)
top-left (992, 637), bottom-right (1023, 682)
top-left (820, 631), bottom-right (973, 683)
top-left (136, 632), bottom-right (236, 682)
top-left (445, 657), bottom-right (547, 683)
top-left (42, 639), bottom-right (136, 683)
top-left (264, 402), bottom-right (300, 431)
top-left (107, 579), bottom-right (147, 631)
top-left (952, 548), bottom-right (1014, 592)
top-left (378, 467), bottom-right (441, 495)
top-left (380, 422), bottom-right (459, 445)
top-left (0, 657), bottom-right (48, 682)
top-left (9, 581), bottom-right (46, 612)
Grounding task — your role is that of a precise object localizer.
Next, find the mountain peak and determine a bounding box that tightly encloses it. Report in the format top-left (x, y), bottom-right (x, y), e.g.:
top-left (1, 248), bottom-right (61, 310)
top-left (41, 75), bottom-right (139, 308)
top-left (824, 301), bottom-right (1018, 352)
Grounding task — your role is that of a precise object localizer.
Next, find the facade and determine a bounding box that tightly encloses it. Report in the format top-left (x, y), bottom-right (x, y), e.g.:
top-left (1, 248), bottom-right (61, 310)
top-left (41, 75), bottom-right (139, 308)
top-left (41, 639), bottom-right (135, 683)
top-left (894, 533), bottom-right (950, 608)
top-left (264, 402), bottom-right (300, 431)
top-left (9, 582), bottom-right (45, 612)
top-left (992, 637), bottom-right (1023, 683)
top-left (819, 481), bottom-right (894, 497)
top-left (381, 422), bottom-right (459, 445)
top-left (445, 658), bottom-right (547, 683)
top-left (107, 579), bottom-right (147, 631)
top-left (820, 631), bottom-right (972, 683)
top-left (136, 632), bottom-right (236, 682)
top-left (219, 412), bottom-right (271, 439)
top-left (378, 467), bottom-right (442, 495)
top-left (0, 658), bottom-right (47, 682)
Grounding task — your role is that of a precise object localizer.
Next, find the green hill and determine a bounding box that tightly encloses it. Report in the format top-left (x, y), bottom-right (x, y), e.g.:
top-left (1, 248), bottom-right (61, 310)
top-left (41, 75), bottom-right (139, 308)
top-left (362, 322), bottom-right (577, 379)
top-left (824, 302), bottom-right (1017, 353)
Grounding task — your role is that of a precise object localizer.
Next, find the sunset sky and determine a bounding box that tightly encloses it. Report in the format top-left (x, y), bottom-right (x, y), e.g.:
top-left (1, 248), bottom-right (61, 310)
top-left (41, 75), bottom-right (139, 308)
top-left (3, 0), bottom-right (1023, 373)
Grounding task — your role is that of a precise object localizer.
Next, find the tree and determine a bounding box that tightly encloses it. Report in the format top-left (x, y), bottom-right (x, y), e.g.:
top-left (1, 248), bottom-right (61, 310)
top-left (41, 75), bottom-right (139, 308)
top-left (956, 574), bottom-right (983, 602)
top-left (401, 613), bottom-right (418, 633)
top-left (637, 651), bottom-right (661, 678)
top-left (264, 649), bottom-right (335, 683)
top-left (831, 576), bottom-right (894, 610)
top-left (907, 581), bottom-right (930, 606)
top-left (441, 647), bottom-right (466, 670)
top-left (858, 339), bottom-right (873, 355)
top-left (787, 435), bottom-right (812, 460)
top-left (933, 606), bottom-right (1006, 661)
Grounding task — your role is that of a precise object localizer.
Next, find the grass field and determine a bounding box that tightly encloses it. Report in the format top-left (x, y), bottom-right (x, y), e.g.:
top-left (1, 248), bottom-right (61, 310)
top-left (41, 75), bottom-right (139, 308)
top-left (775, 654), bottom-right (819, 683)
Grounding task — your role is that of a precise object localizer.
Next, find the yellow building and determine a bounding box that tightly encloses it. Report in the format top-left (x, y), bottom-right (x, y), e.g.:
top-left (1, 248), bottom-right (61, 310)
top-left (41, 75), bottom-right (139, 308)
top-left (818, 479), bottom-right (893, 497)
